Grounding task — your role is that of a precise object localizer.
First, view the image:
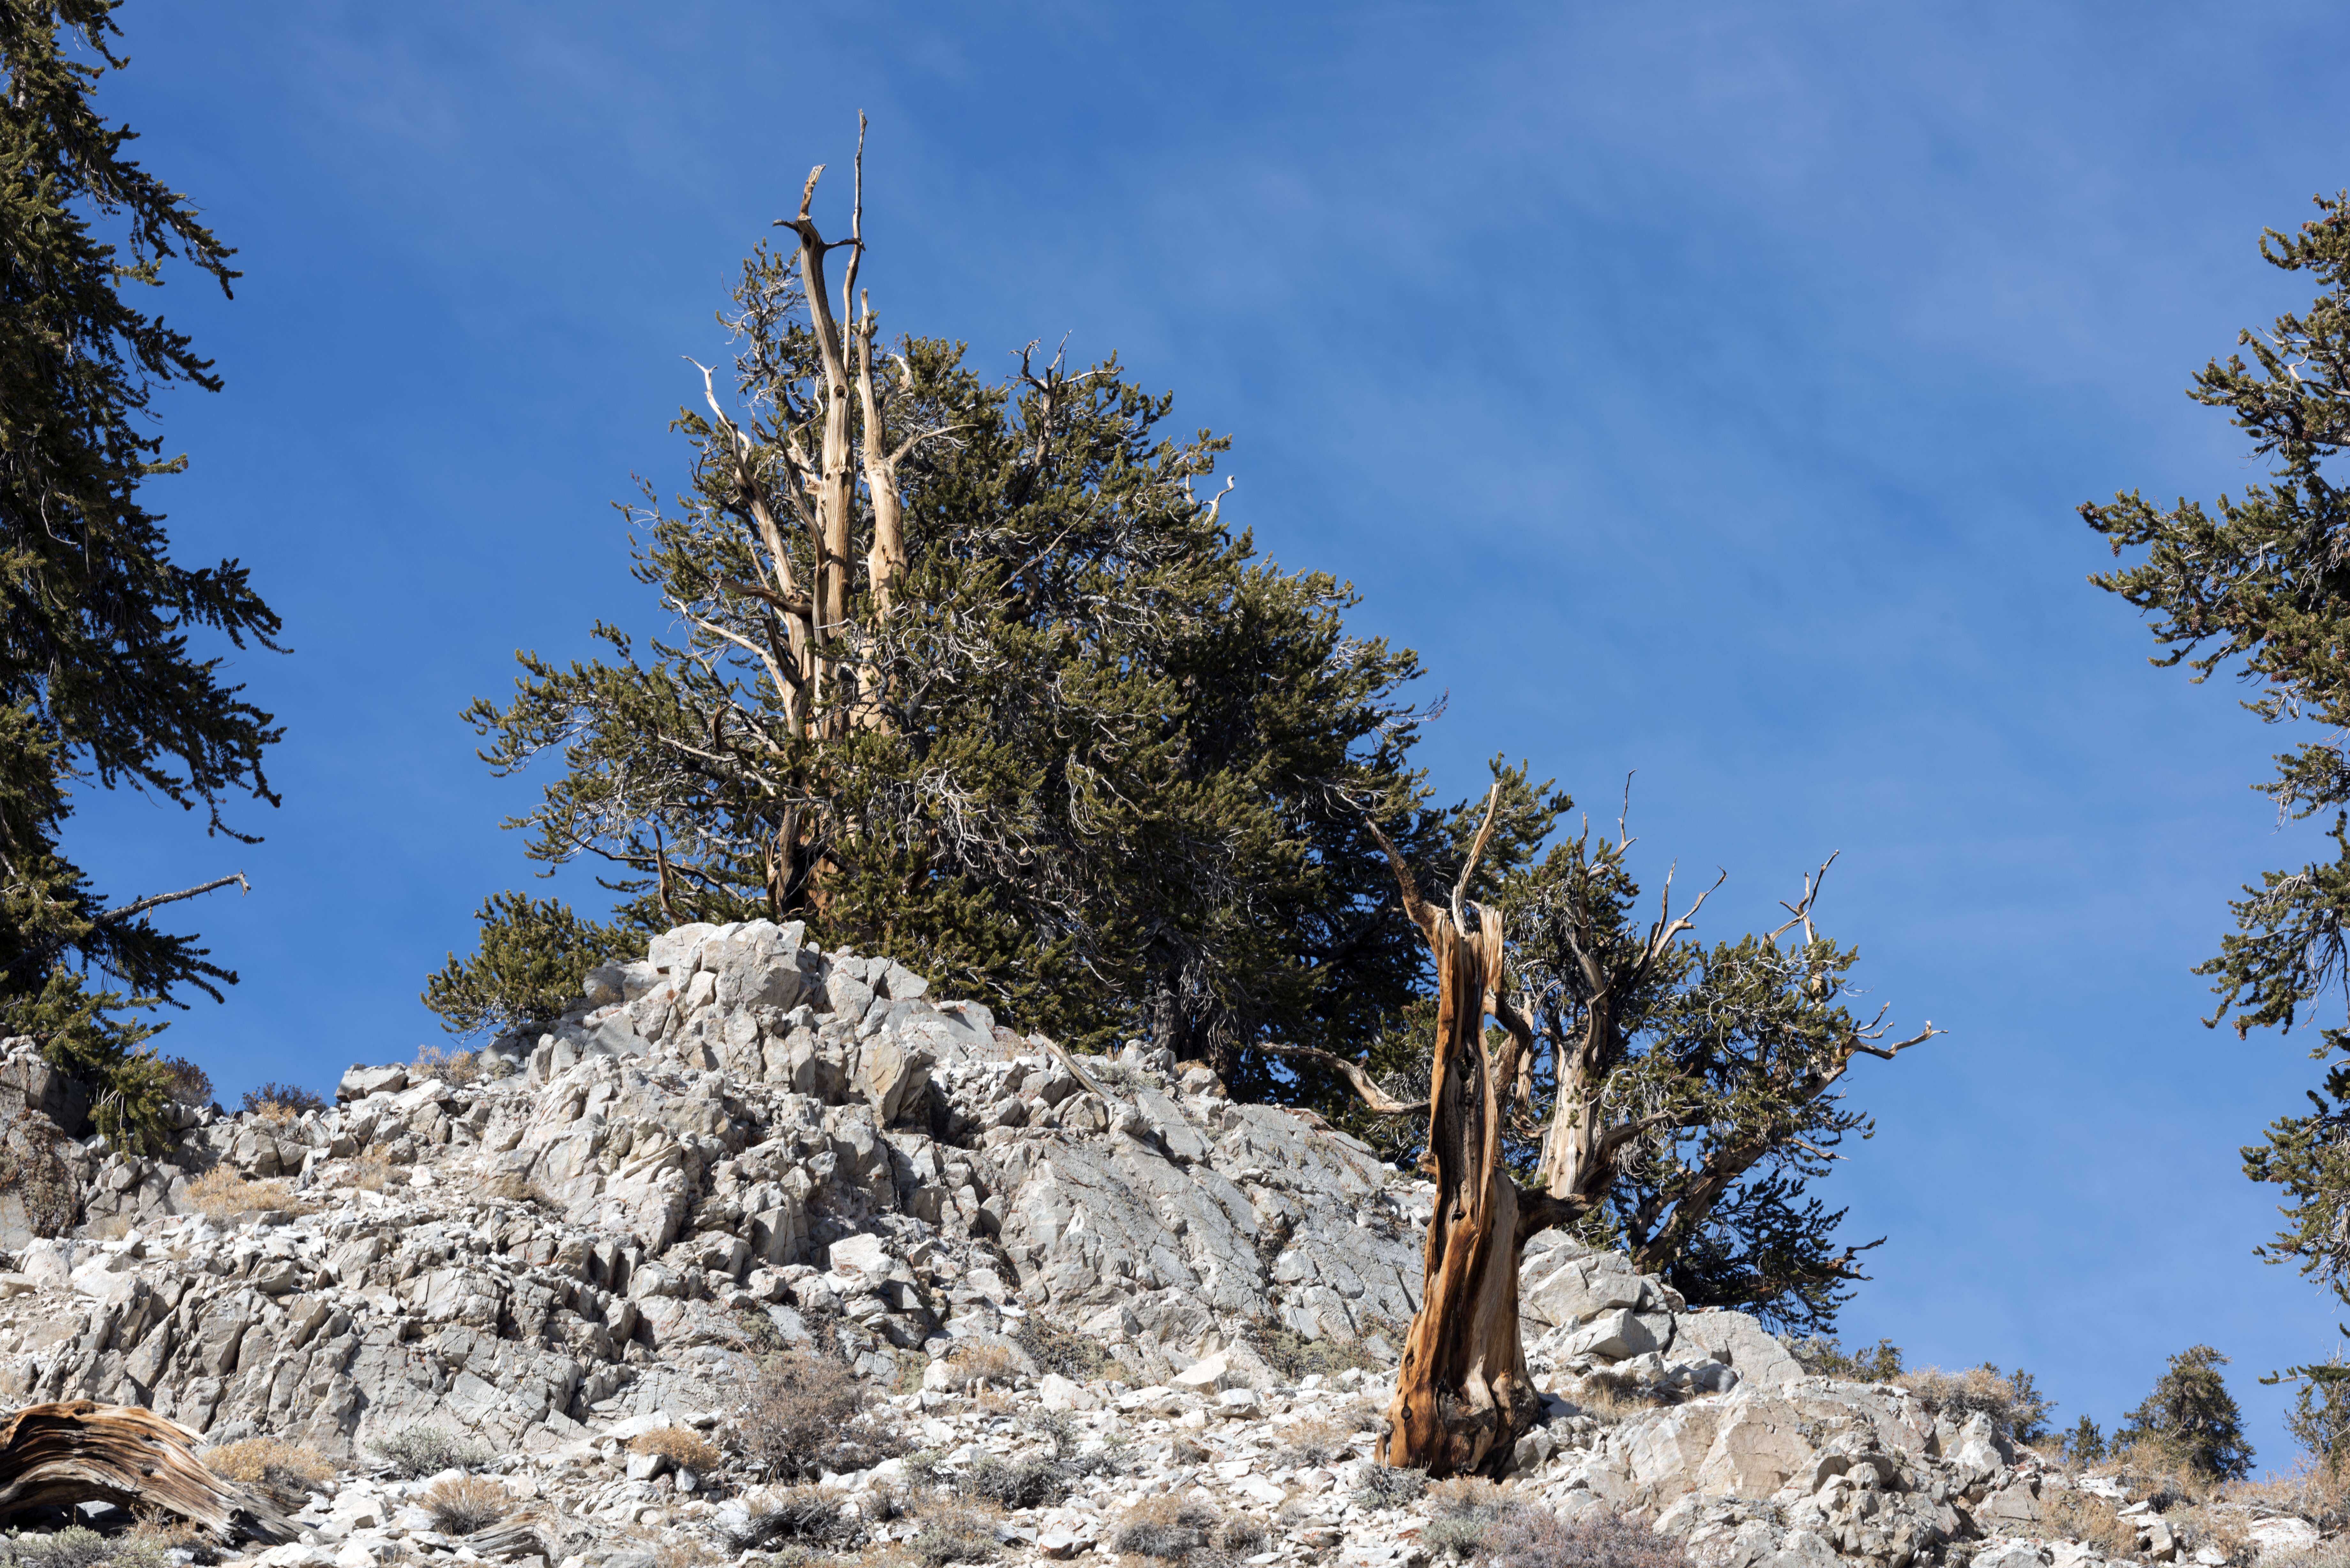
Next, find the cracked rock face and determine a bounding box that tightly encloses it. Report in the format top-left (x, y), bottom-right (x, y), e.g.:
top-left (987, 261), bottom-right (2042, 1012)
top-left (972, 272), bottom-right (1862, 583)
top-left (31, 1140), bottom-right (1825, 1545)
top-left (0, 922), bottom-right (2324, 1567)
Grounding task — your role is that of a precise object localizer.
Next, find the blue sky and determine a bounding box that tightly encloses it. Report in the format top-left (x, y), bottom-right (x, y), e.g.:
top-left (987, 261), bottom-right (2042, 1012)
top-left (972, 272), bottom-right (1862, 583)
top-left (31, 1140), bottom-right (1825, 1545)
top-left (66, 2), bottom-right (2350, 1457)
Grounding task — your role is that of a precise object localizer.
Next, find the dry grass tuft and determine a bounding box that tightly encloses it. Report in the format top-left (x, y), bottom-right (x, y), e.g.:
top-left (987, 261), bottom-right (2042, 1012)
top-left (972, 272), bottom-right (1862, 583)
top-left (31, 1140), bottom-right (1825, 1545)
top-left (2231, 1457), bottom-right (2350, 1532)
top-left (1278, 1416), bottom-right (1361, 1467)
top-left (415, 1045), bottom-right (483, 1086)
top-left (472, 1169), bottom-right (530, 1204)
top-left (340, 1150), bottom-right (401, 1192)
top-left (1255, 1323), bottom-right (1384, 1382)
top-left (946, 1341), bottom-right (1020, 1385)
top-left (186, 1165), bottom-right (312, 1220)
top-left (205, 1435), bottom-right (336, 1503)
top-left (418, 1475), bottom-right (510, 1535)
top-left (631, 1426), bottom-right (724, 1474)
top-left (1563, 1380), bottom-right (1672, 1423)
top-left (2044, 1488), bottom-right (2142, 1559)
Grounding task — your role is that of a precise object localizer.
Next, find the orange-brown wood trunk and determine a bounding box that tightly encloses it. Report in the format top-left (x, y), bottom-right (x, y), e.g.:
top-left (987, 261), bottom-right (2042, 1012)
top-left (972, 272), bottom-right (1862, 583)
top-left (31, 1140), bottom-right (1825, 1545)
top-left (1377, 918), bottom-right (1541, 1477)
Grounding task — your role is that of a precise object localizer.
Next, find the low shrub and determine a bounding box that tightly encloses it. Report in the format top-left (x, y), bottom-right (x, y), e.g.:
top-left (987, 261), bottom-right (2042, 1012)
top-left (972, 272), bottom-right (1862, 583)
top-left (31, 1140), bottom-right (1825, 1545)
top-left (909, 1503), bottom-right (1003, 1566)
top-left (342, 1151), bottom-right (400, 1192)
top-left (736, 1350), bottom-right (904, 1481)
top-left (239, 1082), bottom-right (327, 1120)
top-left (1111, 1495), bottom-right (1223, 1558)
top-left (722, 1485), bottom-right (849, 1551)
top-left (418, 1474), bottom-right (510, 1535)
top-left (415, 1045), bottom-right (483, 1087)
top-left (1786, 1335), bottom-right (1905, 1382)
top-left (157, 1056), bottom-right (213, 1108)
top-left (1279, 1416), bottom-right (1360, 1466)
top-left (1425, 1477), bottom-right (1509, 1552)
top-left (1474, 1510), bottom-right (1691, 1568)
top-left (1354, 1465), bottom-right (1429, 1509)
top-left (186, 1165), bottom-right (312, 1221)
top-left (0, 1525), bottom-right (174, 1567)
top-left (1218, 1512), bottom-right (1272, 1554)
top-left (1256, 1324), bottom-right (1383, 1382)
top-left (956, 1453), bottom-right (1070, 1510)
top-left (367, 1424), bottom-right (492, 1478)
top-left (1015, 1314), bottom-right (1107, 1380)
top-left (631, 1426), bottom-right (723, 1475)
top-left (205, 1435), bottom-right (336, 1502)
top-left (948, 1342), bottom-right (1021, 1385)
top-left (1898, 1363), bottom-right (2055, 1446)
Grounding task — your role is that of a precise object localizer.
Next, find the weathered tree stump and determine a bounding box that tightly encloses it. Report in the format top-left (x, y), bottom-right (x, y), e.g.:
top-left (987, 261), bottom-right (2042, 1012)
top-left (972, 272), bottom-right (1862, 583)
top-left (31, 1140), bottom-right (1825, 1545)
top-left (0, 1400), bottom-right (293, 1542)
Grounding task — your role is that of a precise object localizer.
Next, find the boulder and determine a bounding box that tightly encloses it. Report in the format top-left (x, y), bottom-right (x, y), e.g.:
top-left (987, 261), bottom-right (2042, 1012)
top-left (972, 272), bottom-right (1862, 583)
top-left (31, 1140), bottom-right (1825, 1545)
top-left (1565, 1308), bottom-right (1658, 1361)
top-left (335, 1064), bottom-right (406, 1103)
top-left (1672, 1308), bottom-right (1804, 1391)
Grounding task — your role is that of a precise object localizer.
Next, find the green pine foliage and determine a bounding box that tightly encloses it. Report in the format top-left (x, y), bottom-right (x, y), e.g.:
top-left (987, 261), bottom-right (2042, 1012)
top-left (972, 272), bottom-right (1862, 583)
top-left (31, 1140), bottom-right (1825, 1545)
top-left (1502, 826), bottom-right (1929, 1332)
top-left (2064, 1415), bottom-right (2107, 1468)
top-left (0, 1), bottom-right (280, 1150)
top-left (2269, 1354), bottom-right (2350, 1477)
top-left (2115, 1346), bottom-right (2254, 1481)
top-left (444, 223), bottom-right (1539, 1073)
top-left (2082, 192), bottom-right (2350, 1414)
top-left (422, 892), bottom-right (642, 1037)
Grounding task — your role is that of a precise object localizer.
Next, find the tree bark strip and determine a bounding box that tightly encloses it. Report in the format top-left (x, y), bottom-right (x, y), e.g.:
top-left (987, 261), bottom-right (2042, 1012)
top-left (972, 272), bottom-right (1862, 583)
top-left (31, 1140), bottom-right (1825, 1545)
top-left (1378, 914), bottom-right (1541, 1478)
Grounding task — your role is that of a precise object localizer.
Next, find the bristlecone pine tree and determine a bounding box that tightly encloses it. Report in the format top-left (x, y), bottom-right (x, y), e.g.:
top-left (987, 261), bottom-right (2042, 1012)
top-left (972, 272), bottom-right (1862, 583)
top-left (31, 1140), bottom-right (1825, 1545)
top-left (2083, 190), bottom-right (2350, 1426)
top-left (1350, 790), bottom-right (1936, 1476)
top-left (2116, 1346), bottom-right (2254, 1482)
top-left (435, 123), bottom-right (1550, 1086)
top-left (0, 0), bottom-right (279, 1150)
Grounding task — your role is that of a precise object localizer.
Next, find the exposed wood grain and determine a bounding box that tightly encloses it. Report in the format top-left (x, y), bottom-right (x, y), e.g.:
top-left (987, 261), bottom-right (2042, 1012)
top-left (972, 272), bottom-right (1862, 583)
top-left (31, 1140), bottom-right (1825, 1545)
top-left (0, 1400), bottom-right (294, 1542)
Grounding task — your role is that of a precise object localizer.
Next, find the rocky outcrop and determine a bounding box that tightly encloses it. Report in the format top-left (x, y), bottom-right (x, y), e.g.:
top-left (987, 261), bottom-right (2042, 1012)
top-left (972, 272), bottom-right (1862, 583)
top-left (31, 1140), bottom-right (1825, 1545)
top-left (0, 919), bottom-right (2327, 1567)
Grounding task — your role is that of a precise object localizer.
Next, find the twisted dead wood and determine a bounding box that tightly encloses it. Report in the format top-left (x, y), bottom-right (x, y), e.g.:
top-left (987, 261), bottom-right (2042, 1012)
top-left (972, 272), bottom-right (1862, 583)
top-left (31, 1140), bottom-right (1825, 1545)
top-left (0, 1400), bottom-right (293, 1541)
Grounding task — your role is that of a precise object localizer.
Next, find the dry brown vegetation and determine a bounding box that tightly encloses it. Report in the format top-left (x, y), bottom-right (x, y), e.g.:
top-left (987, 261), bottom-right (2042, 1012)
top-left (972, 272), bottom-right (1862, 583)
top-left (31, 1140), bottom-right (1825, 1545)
top-left (204, 1435), bottom-right (336, 1504)
top-left (734, 1351), bottom-right (904, 1481)
top-left (1278, 1416), bottom-right (1362, 1467)
top-left (474, 1170), bottom-right (559, 1210)
top-left (946, 1342), bottom-right (1020, 1384)
top-left (186, 1165), bottom-right (312, 1221)
top-left (418, 1475), bottom-right (510, 1535)
top-left (1477, 1511), bottom-right (1694, 1568)
top-left (238, 1082), bottom-right (326, 1120)
top-left (415, 1045), bottom-right (484, 1086)
top-left (906, 1500), bottom-right (1005, 1566)
top-left (630, 1426), bottom-right (724, 1474)
top-left (343, 1151), bottom-right (400, 1192)
top-left (2231, 1458), bottom-right (2350, 1533)
top-left (1111, 1495), bottom-right (1226, 1559)
top-left (1896, 1364), bottom-right (2052, 1445)
top-left (2044, 1488), bottom-right (2142, 1559)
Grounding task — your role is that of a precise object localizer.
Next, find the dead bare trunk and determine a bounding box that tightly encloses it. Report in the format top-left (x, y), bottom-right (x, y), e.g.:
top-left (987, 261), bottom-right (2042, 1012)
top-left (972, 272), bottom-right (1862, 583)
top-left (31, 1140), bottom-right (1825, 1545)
top-left (0, 1400), bottom-right (294, 1542)
top-left (1377, 912), bottom-right (1542, 1477)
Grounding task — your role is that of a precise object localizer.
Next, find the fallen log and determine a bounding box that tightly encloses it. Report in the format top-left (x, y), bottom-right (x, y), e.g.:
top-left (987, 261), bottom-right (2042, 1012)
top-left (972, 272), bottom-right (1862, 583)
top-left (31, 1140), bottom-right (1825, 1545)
top-left (0, 1400), bottom-right (294, 1542)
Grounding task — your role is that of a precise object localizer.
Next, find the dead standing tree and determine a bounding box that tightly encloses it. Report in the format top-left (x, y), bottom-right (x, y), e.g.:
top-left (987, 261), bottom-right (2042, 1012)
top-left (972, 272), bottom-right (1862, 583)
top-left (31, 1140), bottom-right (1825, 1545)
top-left (1360, 789), bottom-right (1937, 1476)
